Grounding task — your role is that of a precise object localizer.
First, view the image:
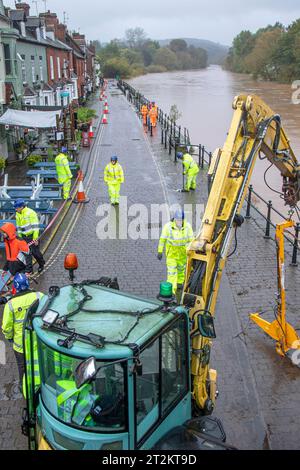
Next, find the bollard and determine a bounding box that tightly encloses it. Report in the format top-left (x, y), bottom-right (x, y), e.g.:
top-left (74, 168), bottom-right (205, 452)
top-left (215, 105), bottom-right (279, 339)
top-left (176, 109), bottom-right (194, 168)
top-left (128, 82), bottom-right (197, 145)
top-left (291, 223), bottom-right (300, 267)
top-left (174, 144), bottom-right (177, 163)
top-left (161, 128), bottom-right (164, 145)
top-left (264, 201), bottom-right (272, 239)
top-left (202, 146), bottom-right (205, 169)
top-left (245, 185), bottom-right (253, 219)
top-left (165, 130), bottom-right (168, 150)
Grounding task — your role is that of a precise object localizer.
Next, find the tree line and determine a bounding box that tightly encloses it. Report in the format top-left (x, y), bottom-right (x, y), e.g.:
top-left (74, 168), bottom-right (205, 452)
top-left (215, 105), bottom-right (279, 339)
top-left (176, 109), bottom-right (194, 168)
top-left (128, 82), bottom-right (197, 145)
top-left (225, 20), bottom-right (300, 83)
top-left (92, 28), bottom-right (208, 78)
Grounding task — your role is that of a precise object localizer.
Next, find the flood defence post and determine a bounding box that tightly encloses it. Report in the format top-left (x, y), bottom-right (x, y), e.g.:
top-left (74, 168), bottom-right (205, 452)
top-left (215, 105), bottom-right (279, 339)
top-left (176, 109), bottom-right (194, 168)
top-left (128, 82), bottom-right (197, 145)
top-left (264, 201), bottom-right (272, 239)
top-left (245, 185), bottom-right (253, 219)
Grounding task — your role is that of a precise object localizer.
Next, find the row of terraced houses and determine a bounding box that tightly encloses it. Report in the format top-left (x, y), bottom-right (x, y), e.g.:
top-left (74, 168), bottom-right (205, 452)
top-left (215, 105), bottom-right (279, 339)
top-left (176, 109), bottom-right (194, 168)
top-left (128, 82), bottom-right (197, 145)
top-left (0, 1), bottom-right (99, 158)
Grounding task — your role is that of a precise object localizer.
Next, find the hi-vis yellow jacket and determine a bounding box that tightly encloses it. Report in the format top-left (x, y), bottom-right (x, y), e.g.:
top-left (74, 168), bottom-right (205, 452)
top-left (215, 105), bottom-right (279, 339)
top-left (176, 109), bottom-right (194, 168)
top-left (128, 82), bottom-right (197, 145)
top-left (183, 154), bottom-right (200, 177)
top-left (158, 221), bottom-right (194, 260)
top-left (55, 153), bottom-right (72, 184)
top-left (2, 291), bottom-right (44, 353)
top-left (104, 163), bottom-right (125, 185)
top-left (16, 207), bottom-right (40, 240)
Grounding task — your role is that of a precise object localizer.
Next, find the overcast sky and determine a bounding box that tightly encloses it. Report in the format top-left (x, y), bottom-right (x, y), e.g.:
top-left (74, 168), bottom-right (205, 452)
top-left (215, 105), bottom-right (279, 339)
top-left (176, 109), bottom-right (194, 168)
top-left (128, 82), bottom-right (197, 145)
top-left (5, 0), bottom-right (300, 45)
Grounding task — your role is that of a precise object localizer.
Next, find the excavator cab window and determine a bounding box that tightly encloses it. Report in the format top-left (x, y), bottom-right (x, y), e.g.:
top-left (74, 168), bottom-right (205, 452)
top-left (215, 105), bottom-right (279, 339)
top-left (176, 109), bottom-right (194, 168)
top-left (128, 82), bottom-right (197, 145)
top-left (38, 342), bottom-right (127, 432)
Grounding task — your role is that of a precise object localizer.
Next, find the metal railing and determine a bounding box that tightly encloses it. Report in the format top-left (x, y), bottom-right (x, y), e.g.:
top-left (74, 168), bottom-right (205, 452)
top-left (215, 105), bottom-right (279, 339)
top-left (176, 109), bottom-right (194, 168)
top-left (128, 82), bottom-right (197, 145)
top-left (245, 185), bottom-right (300, 265)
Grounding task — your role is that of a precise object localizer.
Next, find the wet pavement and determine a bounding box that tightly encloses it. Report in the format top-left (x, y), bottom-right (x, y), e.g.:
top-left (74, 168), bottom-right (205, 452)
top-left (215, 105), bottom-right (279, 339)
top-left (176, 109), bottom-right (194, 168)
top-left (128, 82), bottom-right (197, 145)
top-left (0, 85), bottom-right (300, 450)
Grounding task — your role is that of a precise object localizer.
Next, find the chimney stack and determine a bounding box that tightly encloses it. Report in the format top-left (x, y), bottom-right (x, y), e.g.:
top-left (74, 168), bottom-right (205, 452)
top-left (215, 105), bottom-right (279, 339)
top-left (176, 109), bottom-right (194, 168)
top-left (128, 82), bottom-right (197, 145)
top-left (15, 2), bottom-right (30, 17)
top-left (39, 11), bottom-right (59, 29)
top-left (56, 23), bottom-right (67, 43)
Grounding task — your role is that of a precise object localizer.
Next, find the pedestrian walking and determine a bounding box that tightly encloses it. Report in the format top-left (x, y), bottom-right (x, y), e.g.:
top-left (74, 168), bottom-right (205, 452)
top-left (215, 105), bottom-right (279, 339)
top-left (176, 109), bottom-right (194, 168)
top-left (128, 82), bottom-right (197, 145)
top-left (149, 102), bottom-right (158, 128)
top-left (141, 104), bottom-right (149, 126)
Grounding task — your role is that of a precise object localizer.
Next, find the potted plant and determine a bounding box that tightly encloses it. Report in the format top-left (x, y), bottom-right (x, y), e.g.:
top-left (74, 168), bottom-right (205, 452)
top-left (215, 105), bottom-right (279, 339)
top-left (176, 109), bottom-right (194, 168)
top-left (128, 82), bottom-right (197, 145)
top-left (77, 107), bottom-right (97, 128)
top-left (15, 139), bottom-right (28, 160)
top-left (47, 146), bottom-right (55, 162)
top-left (27, 154), bottom-right (43, 168)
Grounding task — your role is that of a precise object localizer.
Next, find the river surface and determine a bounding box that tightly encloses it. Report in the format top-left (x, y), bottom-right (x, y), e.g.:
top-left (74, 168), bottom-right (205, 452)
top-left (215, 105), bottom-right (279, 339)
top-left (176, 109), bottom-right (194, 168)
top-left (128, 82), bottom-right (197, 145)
top-left (130, 65), bottom-right (300, 217)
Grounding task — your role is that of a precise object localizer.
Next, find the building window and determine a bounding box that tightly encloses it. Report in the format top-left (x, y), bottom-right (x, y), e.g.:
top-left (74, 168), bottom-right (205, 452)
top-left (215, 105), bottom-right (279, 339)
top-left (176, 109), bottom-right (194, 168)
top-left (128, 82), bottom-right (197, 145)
top-left (4, 44), bottom-right (12, 76)
top-left (39, 57), bottom-right (44, 82)
top-left (20, 54), bottom-right (26, 83)
top-left (63, 59), bottom-right (68, 79)
top-left (31, 56), bottom-right (35, 83)
top-left (57, 57), bottom-right (61, 79)
top-left (50, 56), bottom-right (54, 80)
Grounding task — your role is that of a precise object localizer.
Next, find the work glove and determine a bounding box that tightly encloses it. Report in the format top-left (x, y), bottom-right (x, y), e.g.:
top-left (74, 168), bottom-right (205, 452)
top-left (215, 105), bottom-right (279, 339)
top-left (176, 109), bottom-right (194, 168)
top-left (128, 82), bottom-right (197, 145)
top-left (0, 296), bottom-right (8, 305)
top-left (157, 253), bottom-right (163, 261)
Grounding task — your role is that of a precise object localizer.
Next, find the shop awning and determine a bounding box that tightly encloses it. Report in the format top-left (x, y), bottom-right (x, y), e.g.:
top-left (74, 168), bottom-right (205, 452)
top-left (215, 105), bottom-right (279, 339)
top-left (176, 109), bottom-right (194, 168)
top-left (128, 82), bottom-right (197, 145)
top-left (0, 109), bottom-right (62, 129)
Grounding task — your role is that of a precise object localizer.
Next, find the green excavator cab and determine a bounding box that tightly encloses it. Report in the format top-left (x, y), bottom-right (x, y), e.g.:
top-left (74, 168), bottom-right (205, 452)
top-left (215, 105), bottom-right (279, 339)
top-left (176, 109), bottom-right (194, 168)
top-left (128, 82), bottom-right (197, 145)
top-left (23, 279), bottom-right (195, 450)
top-left (22, 272), bottom-right (232, 451)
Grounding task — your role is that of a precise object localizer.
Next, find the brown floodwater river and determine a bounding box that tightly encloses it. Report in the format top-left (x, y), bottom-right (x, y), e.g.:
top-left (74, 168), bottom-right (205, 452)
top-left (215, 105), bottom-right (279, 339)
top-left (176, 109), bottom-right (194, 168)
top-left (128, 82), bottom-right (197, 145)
top-left (130, 65), bottom-right (300, 219)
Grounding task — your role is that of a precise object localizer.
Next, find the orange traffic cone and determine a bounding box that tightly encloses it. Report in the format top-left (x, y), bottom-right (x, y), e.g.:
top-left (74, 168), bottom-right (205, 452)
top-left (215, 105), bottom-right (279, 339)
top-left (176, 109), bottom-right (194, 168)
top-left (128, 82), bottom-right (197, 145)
top-left (104, 105), bottom-right (109, 115)
top-left (74, 171), bottom-right (89, 204)
top-left (88, 124), bottom-right (94, 138)
top-left (102, 114), bottom-right (108, 124)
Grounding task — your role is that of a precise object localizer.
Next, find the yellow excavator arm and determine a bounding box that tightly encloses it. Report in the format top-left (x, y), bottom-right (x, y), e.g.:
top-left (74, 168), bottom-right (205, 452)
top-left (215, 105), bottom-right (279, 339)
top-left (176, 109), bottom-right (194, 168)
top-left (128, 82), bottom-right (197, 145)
top-left (183, 94), bottom-right (300, 414)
